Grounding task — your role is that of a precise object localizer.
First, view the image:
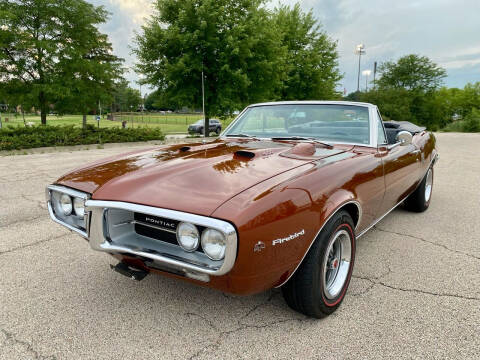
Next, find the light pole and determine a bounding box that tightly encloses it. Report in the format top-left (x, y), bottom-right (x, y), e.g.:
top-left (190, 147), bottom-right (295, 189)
top-left (202, 69), bottom-right (206, 138)
top-left (138, 75), bottom-right (144, 123)
top-left (362, 70), bottom-right (372, 91)
top-left (355, 44), bottom-right (366, 92)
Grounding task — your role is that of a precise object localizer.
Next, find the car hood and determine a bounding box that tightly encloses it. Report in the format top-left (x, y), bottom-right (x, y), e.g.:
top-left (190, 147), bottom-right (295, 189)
top-left (56, 139), bottom-right (347, 216)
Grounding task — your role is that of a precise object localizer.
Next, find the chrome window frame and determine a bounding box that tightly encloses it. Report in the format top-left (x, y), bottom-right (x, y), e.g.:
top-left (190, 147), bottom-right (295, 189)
top-left (375, 107), bottom-right (388, 146)
top-left (222, 101), bottom-right (379, 148)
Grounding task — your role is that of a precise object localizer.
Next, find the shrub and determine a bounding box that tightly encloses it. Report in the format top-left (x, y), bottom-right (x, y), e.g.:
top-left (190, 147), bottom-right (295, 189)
top-left (442, 108), bottom-right (480, 132)
top-left (0, 125), bottom-right (165, 151)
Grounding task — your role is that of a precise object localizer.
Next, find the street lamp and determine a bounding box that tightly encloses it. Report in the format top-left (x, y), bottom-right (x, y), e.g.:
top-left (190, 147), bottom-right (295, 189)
top-left (362, 70), bottom-right (372, 91)
top-left (355, 44), bottom-right (366, 92)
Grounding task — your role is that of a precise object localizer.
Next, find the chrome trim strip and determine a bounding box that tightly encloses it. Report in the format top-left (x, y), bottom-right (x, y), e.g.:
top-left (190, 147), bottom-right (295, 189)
top-left (46, 185), bottom-right (89, 238)
top-left (85, 200), bottom-right (236, 235)
top-left (275, 200), bottom-right (362, 288)
top-left (356, 200), bottom-right (403, 238)
top-left (113, 219), bottom-right (177, 234)
top-left (47, 201), bottom-right (88, 238)
top-left (47, 185), bottom-right (89, 200)
top-left (85, 200), bottom-right (238, 276)
top-left (387, 142), bottom-right (402, 150)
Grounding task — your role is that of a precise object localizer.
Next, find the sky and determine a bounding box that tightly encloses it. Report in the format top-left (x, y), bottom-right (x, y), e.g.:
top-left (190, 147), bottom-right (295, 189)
top-left (89, 0), bottom-right (480, 95)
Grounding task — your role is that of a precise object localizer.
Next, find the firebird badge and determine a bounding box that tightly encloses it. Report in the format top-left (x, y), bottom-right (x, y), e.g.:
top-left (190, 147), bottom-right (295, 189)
top-left (272, 229), bottom-right (305, 246)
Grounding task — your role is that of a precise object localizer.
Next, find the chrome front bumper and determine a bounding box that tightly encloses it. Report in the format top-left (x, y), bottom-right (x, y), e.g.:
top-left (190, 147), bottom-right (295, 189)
top-left (85, 200), bottom-right (238, 277)
top-left (47, 186), bottom-right (237, 279)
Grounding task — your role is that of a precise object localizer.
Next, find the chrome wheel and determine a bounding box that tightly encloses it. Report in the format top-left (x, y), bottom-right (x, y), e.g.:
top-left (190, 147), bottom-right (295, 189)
top-left (322, 229), bottom-right (352, 300)
top-left (424, 168), bottom-right (433, 202)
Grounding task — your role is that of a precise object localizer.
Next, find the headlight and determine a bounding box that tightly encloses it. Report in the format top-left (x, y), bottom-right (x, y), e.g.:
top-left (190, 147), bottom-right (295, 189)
top-left (73, 197), bottom-right (85, 217)
top-left (59, 194), bottom-right (73, 216)
top-left (201, 229), bottom-right (226, 260)
top-left (176, 222), bottom-right (200, 252)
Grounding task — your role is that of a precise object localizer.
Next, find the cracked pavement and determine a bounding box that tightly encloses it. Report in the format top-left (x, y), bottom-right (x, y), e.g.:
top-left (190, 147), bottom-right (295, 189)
top-left (1, 133), bottom-right (479, 359)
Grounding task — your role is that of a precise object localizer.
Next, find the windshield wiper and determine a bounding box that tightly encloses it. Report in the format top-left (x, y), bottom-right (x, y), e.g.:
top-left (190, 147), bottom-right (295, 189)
top-left (225, 133), bottom-right (255, 138)
top-left (271, 136), bottom-right (333, 149)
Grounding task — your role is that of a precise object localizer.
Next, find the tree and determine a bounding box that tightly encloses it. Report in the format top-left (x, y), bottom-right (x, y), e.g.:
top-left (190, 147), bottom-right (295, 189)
top-left (111, 80), bottom-right (142, 113)
top-left (273, 4), bottom-right (341, 100)
top-left (144, 89), bottom-right (172, 111)
top-left (457, 82), bottom-right (480, 117)
top-left (360, 55), bottom-right (448, 129)
top-left (377, 54), bottom-right (446, 92)
top-left (134, 0), bottom-right (286, 136)
top-left (0, 0), bottom-right (122, 125)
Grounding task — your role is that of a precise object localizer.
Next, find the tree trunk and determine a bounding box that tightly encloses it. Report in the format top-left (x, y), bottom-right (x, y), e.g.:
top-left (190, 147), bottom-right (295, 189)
top-left (21, 106), bottom-right (26, 126)
top-left (82, 114), bottom-right (87, 129)
top-left (39, 91), bottom-right (47, 125)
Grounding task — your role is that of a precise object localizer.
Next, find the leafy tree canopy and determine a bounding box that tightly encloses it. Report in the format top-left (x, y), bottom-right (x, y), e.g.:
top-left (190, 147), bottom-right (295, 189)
top-left (111, 80), bottom-right (142, 113)
top-left (144, 89), bottom-right (174, 111)
top-left (377, 54), bottom-right (446, 92)
top-left (273, 3), bottom-right (341, 100)
top-left (0, 0), bottom-right (122, 125)
top-left (135, 0), bottom-right (286, 123)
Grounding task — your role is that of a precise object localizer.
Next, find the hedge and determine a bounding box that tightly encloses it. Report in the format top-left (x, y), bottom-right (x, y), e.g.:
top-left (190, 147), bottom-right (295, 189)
top-left (0, 124), bottom-right (165, 151)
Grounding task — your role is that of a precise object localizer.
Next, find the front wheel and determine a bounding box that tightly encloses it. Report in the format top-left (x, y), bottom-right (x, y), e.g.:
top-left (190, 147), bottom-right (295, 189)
top-left (281, 210), bottom-right (355, 318)
top-left (404, 166), bottom-right (434, 212)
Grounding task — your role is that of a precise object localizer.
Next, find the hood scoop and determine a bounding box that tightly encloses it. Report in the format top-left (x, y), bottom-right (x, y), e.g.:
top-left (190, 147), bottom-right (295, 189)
top-left (179, 146), bottom-right (191, 152)
top-left (290, 143), bottom-right (316, 156)
top-left (233, 150), bottom-right (255, 160)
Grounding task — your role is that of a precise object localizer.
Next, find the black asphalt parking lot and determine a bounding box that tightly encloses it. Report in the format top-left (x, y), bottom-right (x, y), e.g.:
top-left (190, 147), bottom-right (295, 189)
top-left (1, 133), bottom-right (479, 359)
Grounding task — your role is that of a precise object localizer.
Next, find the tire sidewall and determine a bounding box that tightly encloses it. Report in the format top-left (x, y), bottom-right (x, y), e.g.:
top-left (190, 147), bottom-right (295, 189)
top-left (317, 220), bottom-right (356, 308)
top-left (423, 166), bottom-right (434, 208)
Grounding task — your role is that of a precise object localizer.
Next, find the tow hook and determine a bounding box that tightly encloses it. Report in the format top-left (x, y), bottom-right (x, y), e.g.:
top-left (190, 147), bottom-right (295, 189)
top-left (110, 262), bottom-right (149, 281)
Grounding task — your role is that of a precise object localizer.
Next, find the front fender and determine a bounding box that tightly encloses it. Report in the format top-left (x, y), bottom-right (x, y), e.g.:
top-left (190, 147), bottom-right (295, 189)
top-left (211, 164), bottom-right (361, 293)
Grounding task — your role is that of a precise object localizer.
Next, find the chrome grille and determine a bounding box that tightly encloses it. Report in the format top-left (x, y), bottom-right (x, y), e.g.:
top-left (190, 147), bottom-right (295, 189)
top-left (85, 200), bottom-right (238, 276)
top-left (104, 208), bottom-right (220, 270)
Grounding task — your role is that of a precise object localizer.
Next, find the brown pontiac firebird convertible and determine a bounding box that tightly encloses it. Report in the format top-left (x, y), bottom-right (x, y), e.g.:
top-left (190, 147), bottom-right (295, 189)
top-left (47, 101), bottom-right (438, 318)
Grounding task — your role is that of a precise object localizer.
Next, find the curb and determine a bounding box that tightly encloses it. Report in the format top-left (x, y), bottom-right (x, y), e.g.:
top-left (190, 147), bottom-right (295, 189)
top-left (0, 136), bottom-right (217, 156)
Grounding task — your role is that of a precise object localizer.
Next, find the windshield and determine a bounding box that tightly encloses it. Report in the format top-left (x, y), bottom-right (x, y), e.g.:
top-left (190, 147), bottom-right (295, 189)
top-left (224, 104), bottom-right (371, 145)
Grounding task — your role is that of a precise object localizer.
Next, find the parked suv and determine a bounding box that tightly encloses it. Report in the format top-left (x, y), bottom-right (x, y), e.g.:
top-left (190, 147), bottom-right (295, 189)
top-left (188, 119), bottom-right (222, 135)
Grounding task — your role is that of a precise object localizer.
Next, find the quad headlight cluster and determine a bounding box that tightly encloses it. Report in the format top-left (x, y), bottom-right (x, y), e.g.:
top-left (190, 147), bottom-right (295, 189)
top-left (54, 192), bottom-right (86, 218)
top-left (47, 186), bottom-right (89, 233)
top-left (176, 221), bottom-right (227, 261)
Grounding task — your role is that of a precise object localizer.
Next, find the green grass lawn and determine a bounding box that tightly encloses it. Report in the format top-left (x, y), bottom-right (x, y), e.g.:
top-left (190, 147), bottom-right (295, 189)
top-left (1, 113), bottom-right (234, 134)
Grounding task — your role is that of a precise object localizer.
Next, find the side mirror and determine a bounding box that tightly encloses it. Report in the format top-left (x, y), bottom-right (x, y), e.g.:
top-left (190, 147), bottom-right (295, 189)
top-left (396, 131), bottom-right (413, 146)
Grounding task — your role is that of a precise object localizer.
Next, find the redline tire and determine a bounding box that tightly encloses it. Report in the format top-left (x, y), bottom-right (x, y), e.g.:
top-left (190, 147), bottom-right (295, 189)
top-left (281, 210), bottom-right (356, 318)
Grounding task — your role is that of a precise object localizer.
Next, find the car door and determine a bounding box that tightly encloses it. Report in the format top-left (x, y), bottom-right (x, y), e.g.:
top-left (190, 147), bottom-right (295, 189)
top-left (376, 114), bottom-right (421, 215)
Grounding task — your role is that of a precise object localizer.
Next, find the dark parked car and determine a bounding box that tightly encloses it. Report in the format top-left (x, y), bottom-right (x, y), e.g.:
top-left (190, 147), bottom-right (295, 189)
top-left (188, 119), bottom-right (222, 135)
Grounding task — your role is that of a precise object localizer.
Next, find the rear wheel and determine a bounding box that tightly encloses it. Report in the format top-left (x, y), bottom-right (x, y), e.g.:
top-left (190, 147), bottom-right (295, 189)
top-left (281, 211), bottom-right (355, 318)
top-left (215, 127), bottom-right (221, 135)
top-left (404, 166), bottom-right (433, 212)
